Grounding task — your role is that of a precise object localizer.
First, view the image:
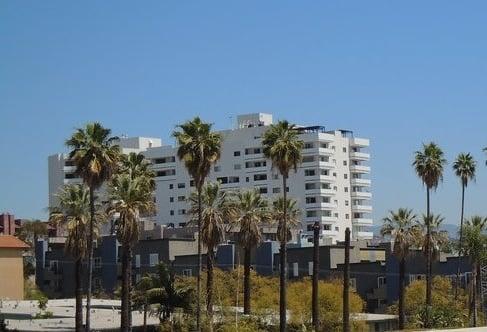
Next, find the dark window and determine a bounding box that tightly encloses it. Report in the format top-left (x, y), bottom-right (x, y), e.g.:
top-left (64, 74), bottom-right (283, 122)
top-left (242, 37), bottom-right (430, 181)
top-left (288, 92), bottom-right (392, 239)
top-left (177, 183), bottom-right (185, 189)
top-left (254, 174), bottom-right (267, 181)
top-left (169, 184), bottom-right (174, 189)
top-left (234, 151), bottom-right (241, 156)
top-left (259, 187), bottom-right (268, 194)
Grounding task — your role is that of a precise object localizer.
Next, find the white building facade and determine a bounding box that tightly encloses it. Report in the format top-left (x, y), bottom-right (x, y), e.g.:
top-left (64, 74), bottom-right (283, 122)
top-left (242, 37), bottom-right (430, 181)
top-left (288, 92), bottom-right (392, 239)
top-left (48, 113), bottom-right (372, 242)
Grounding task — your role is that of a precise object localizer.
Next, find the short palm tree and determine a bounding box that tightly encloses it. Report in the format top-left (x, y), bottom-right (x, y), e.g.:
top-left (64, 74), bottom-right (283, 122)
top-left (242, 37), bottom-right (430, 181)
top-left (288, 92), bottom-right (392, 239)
top-left (107, 173), bottom-right (155, 332)
top-left (173, 117), bottom-right (222, 331)
top-left (381, 208), bottom-right (418, 330)
top-left (453, 153), bottom-right (476, 298)
top-left (417, 214), bottom-right (450, 262)
top-left (189, 182), bottom-right (230, 331)
top-left (231, 189), bottom-right (269, 314)
top-left (263, 120), bottom-right (303, 332)
top-left (461, 216), bottom-right (487, 327)
top-left (49, 184), bottom-right (92, 332)
top-left (66, 123), bottom-right (120, 330)
top-left (119, 152), bottom-right (156, 190)
top-left (412, 142), bottom-right (446, 325)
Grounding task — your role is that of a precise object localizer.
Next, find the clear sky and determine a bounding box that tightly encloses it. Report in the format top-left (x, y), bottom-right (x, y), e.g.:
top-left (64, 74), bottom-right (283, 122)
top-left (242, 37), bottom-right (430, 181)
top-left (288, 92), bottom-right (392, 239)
top-left (1, 1), bottom-right (486, 226)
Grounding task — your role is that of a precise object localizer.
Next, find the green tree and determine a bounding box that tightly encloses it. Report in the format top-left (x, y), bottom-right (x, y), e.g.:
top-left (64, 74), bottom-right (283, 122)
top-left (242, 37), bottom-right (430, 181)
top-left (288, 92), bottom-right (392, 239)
top-left (49, 184), bottom-right (93, 332)
top-left (461, 216), bottom-right (487, 327)
top-left (173, 117), bottom-right (222, 331)
top-left (107, 173), bottom-right (155, 332)
top-left (263, 120), bottom-right (303, 332)
top-left (189, 182), bottom-right (230, 331)
top-left (381, 208), bottom-right (418, 330)
top-left (231, 189), bottom-right (269, 314)
top-left (412, 142), bottom-right (446, 326)
top-left (66, 122), bottom-right (120, 331)
top-left (453, 153), bottom-right (476, 298)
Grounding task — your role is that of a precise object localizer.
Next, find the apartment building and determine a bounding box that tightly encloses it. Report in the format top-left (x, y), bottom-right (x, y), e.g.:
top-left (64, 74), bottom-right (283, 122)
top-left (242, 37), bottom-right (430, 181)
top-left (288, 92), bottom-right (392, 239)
top-left (48, 113), bottom-right (372, 242)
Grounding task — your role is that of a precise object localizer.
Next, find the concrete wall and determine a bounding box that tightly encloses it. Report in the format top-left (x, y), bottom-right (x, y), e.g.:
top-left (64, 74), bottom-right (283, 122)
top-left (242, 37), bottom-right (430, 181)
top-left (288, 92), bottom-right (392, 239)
top-left (0, 248), bottom-right (25, 300)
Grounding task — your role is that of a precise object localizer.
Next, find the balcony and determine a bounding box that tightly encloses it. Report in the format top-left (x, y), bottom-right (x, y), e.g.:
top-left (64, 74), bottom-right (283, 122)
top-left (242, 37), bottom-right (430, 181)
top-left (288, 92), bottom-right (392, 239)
top-left (350, 151), bottom-right (370, 160)
top-left (63, 165), bottom-right (77, 172)
top-left (304, 216), bottom-right (338, 224)
top-left (351, 138), bottom-right (369, 148)
top-left (356, 231), bottom-right (374, 239)
top-left (351, 191), bottom-right (372, 199)
top-left (351, 178), bottom-right (371, 186)
top-left (352, 205), bottom-right (373, 213)
top-left (318, 161), bottom-right (335, 169)
top-left (63, 178), bottom-right (83, 185)
top-left (349, 165), bottom-right (370, 173)
top-left (304, 174), bottom-right (335, 182)
top-left (352, 218), bottom-right (374, 226)
top-left (305, 188), bottom-right (335, 196)
top-left (305, 202), bottom-right (337, 209)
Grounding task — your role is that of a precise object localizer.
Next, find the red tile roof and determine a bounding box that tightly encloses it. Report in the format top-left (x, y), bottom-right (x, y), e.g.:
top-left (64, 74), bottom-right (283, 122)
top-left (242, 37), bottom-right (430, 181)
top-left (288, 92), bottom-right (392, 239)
top-left (0, 235), bottom-right (29, 249)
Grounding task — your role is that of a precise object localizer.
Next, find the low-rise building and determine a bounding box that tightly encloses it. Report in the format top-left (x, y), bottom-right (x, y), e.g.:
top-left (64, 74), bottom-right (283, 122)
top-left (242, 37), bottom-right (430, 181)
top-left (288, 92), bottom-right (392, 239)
top-left (0, 235), bottom-right (29, 300)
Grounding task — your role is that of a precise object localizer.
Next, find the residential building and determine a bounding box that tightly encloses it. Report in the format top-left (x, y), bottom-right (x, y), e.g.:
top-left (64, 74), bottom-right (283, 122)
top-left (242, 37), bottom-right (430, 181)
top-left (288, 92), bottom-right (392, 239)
top-left (0, 235), bottom-right (29, 300)
top-left (48, 113), bottom-right (372, 242)
top-left (0, 213), bottom-right (22, 236)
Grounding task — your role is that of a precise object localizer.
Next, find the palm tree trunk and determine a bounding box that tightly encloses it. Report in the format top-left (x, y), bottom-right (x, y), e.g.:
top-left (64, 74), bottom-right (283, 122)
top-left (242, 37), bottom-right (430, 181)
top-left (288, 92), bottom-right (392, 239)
top-left (143, 304), bottom-right (147, 332)
top-left (75, 258), bottom-right (83, 332)
top-left (343, 228), bottom-right (350, 332)
top-left (243, 246), bottom-right (251, 315)
top-left (197, 185), bottom-right (202, 332)
top-left (121, 244), bottom-right (130, 332)
top-left (85, 186), bottom-right (95, 332)
top-left (312, 221), bottom-right (319, 331)
top-left (456, 184), bottom-right (465, 299)
top-left (207, 247), bottom-right (214, 332)
top-left (472, 261), bottom-right (478, 327)
top-left (399, 257), bottom-right (406, 330)
top-left (279, 175), bottom-right (288, 332)
top-left (425, 187), bottom-right (432, 328)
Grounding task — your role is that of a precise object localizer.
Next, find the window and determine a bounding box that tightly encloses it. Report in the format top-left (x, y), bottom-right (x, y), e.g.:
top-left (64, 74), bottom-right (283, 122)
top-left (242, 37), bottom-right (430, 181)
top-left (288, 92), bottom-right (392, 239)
top-left (344, 187), bottom-right (349, 192)
top-left (333, 172), bottom-right (337, 177)
top-left (350, 278), bottom-right (356, 289)
top-left (154, 156), bottom-right (175, 164)
top-left (94, 257), bottom-right (102, 268)
top-left (156, 169), bottom-right (175, 177)
top-left (254, 174), bottom-right (267, 181)
top-left (170, 210), bottom-right (174, 216)
top-left (234, 164), bottom-right (241, 170)
top-left (245, 160), bottom-right (266, 168)
top-left (343, 147), bottom-right (347, 153)
top-left (135, 255), bottom-right (141, 268)
top-left (320, 169), bottom-right (329, 176)
top-left (343, 160), bottom-right (348, 166)
top-left (321, 196), bottom-right (330, 203)
top-left (320, 156), bottom-right (329, 162)
top-left (217, 177), bottom-right (228, 184)
top-left (245, 147), bottom-right (262, 155)
top-left (344, 174), bottom-right (348, 179)
top-left (333, 186), bottom-right (337, 191)
top-left (335, 226), bottom-right (339, 231)
top-left (259, 187), bottom-right (268, 194)
top-left (345, 214), bottom-right (350, 219)
top-left (178, 196), bottom-right (185, 202)
top-left (169, 197), bottom-right (174, 203)
top-left (302, 156), bottom-right (314, 163)
top-left (304, 169), bottom-right (316, 176)
top-left (306, 210), bottom-right (318, 217)
top-left (306, 224), bottom-right (314, 231)
top-left (190, 180), bottom-right (195, 187)
top-left (177, 183), bottom-right (185, 189)
top-left (234, 151), bottom-right (241, 156)
top-left (272, 187), bottom-right (281, 193)
top-left (246, 177), bottom-right (250, 182)
top-left (178, 209), bottom-right (186, 215)
top-left (214, 166), bottom-right (221, 172)
top-left (304, 142), bottom-right (314, 149)
top-left (345, 200), bottom-right (349, 206)
top-left (320, 143), bottom-right (328, 149)
top-left (272, 173), bottom-right (279, 180)
top-left (149, 253), bottom-right (159, 267)
top-left (292, 262), bottom-right (299, 277)
top-left (305, 183), bottom-right (316, 190)
top-left (321, 183), bottom-right (331, 189)
top-left (169, 184), bottom-right (174, 189)
top-left (334, 213), bottom-right (339, 218)
top-left (306, 197), bottom-right (316, 204)
top-left (179, 222), bottom-right (186, 227)
top-left (182, 269), bottom-right (192, 277)
top-left (323, 224), bottom-right (331, 231)
top-left (378, 276), bottom-right (387, 288)
top-left (229, 176), bottom-right (239, 183)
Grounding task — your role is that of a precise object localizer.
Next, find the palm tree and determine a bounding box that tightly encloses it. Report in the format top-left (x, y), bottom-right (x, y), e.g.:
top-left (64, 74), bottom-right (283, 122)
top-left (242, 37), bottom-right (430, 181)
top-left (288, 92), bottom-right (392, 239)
top-left (461, 216), bottom-right (487, 327)
top-left (107, 173), bottom-right (155, 332)
top-left (231, 189), bottom-right (269, 314)
top-left (381, 208), bottom-right (418, 330)
top-left (417, 214), bottom-right (450, 262)
top-left (66, 123), bottom-right (120, 331)
top-left (263, 120), bottom-right (303, 332)
top-left (49, 184), bottom-right (92, 332)
top-left (16, 219), bottom-right (48, 247)
top-left (173, 117), bottom-right (222, 331)
top-left (453, 153), bottom-right (476, 298)
top-left (412, 142), bottom-right (446, 326)
top-left (189, 182), bottom-right (230, 331)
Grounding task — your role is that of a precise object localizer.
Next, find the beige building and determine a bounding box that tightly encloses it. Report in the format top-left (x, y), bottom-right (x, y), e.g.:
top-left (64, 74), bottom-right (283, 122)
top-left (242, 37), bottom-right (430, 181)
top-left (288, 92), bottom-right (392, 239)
top-left (0, 235), bottom-right (29, 300)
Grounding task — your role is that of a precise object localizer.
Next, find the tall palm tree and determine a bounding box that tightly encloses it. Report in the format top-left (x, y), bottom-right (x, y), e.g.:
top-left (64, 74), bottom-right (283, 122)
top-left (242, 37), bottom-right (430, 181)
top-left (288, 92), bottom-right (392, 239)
top-left (263, 120), bottom-right (303, 332)
top-left (189, 182), bottom-right (230, 331)
top-left (412, 142), bottom-right (446, 326)
top-left (173, 117), bottom-right (222, 331)
top-left (453, 153), bottom-right (476, 298)
top-left (66, 123), bottom-right (120, 331)
top-left (49, 184), bottom-right (92, 332)
top-left (107, 173), bottom-right (155, 332)
top-left (231, 189), bottom-right (269, 314)
top-left (381, 208), bottom-right (418, 330)
top-left (461, 216), bottom-right (487, 327)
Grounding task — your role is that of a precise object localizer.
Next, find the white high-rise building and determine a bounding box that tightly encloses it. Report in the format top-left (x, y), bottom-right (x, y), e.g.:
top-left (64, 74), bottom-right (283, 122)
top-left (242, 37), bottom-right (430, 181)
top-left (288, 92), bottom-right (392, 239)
top-left (48, 113), bottom-right (372, 242)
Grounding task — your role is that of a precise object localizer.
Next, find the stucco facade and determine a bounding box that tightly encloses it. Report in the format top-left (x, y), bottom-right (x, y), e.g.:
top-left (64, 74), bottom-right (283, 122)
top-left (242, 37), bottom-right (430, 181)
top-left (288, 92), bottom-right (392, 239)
top-left (0, 236), bottom-right (29, 300)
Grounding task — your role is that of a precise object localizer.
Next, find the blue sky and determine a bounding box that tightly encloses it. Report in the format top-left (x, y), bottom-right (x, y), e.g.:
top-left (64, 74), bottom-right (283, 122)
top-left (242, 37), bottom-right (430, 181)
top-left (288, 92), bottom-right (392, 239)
top-left (1, 1), bottom-right (486, 226)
